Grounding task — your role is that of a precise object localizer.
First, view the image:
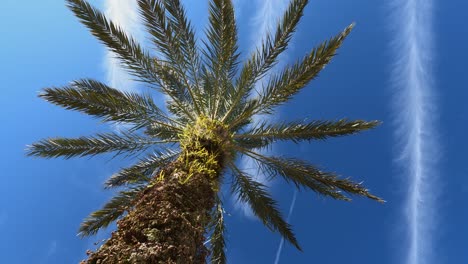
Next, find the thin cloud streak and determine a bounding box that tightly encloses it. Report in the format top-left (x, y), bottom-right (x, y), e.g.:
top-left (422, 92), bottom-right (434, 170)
top-left (39, 240), bottom-right (58, 264)
top-left (104, 0), bottom-right (142, 92)
top-left (104, 0), bottom-right (147, 132)
top-left (46, 240), bottom-right (58, 257)
top-left (250, 0), bottom-right (289, 49)
top-left (390, 1), bottom-right (438, 264)
top-left (273, 190), bottom-right (297, 264)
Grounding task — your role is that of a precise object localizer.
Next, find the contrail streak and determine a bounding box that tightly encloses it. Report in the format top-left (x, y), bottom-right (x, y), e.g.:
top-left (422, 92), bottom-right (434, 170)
top-left (390, 1), bottom-right (438, 264)
top-left (273, 190), bottom-right (297, 264)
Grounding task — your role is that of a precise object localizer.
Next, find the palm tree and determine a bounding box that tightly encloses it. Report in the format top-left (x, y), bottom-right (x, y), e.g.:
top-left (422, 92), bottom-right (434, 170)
top-left (28, 0), bottom-right (383, 263)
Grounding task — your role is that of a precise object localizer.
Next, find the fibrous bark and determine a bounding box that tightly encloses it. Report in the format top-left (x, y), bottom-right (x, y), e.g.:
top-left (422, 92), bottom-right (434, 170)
top-left (82, 162), bottom-right (217, 264)
top-left (81, 117), bottom-right (231, 264)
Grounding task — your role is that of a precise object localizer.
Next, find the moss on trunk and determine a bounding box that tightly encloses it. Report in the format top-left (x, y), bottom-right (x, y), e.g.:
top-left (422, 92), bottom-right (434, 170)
top-left (81, 116), bottom-right (231, 263)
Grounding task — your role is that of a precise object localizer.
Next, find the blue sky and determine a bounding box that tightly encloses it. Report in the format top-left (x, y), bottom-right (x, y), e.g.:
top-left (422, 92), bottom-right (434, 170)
top-left (1, 0), bottom-right (468, 263)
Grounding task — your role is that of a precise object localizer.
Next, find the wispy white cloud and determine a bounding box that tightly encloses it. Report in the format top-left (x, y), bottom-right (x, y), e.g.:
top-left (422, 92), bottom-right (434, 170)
top-left (103, 0), bottom-right (147, 133)
top-left (249, 0), bottom-right (292, 72)
top-left (250, 0), bottom-right (290, 49)
top-left (39, 240), bottom-right (58, 264)
top-left (274, 190), bottom-right (297, 264)
top-left (46, 240), bottom-right (58, 257)
top-left (104, 0), bottom-right (142, 92)
top-left (390, 1), bottom-right (438, 263)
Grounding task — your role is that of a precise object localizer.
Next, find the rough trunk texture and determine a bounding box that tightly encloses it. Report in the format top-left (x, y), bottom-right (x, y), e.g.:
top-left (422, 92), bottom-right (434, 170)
top-left (81, 161), bottom-right (217, 264)
top-left (81, 117), bottom-right (230, 263)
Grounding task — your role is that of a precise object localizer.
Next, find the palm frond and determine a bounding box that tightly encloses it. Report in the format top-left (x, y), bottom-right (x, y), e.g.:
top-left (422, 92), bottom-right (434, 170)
top-left (203, 0), bottom-right (240, 118)
top-left (137, 0), bottom-right (180, 62)
top-left (226, 99), bottom-right (258, 132)
top-left (137, 0), bottom-right (202, 114)
top-left (235, 23), bottom-right (354, 124)
top-left (40, 79), bottom-right (180, 130)
top-left (222, 0), bottom-right (309, 122)
top-left (229, 162), bottom-right (301, 250)
top-left (104, 148), bottom-right (180, 188)
top-left (67, 0), bottom-right (156, 84)
top-left (234, 119), bottom-right (380, 147)
top-left (78, 186), bottom-right (144, 237)
top-left (66, 0), bottom-right (195, 121)
top-left (198, 66), bottom-right (216, 115)
top-left (239, 148), bottom-right (384, 202)
top-left (164, 0), bottom-right (205, 113)
top-left (163, 0), bottom-right (202, 87)
top-left (27, 132), bottom-right (172, 159)
top-left (144, 122), bottom-right (182, 140)
top-left (165, 99), bottom-right (196, 124)
top-left (208, 198), bottom-right (226, 264)
top-left (234, 134), bottom-right (269, 151)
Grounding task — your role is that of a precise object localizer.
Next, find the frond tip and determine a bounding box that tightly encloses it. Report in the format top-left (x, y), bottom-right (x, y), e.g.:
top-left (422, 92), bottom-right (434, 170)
top-left (40, 79), bottom-right (177, 130)
top-left (253, 23), bottom-right (355, 117)
top-left (222, 0), bottom-right (309, 123)
top-left (229, 162), bottom-right (302, 250)
top-left (240, 149), bottom-right (384, 203)
top-left (235, 119), bottom-right (381, 148)
top-left (104, 149), bottom-right (180, 188)
top-left (26, 132), bottom-right (172, 159)
top-left (208, 199), bottom-right (226, 264)
top-left (66, 0), bottom-right (157, 84)
top-left (78, 187), bottom-right (144, 237)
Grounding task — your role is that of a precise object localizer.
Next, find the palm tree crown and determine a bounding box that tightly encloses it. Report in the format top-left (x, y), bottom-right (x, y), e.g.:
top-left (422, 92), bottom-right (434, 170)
top-left (28, 0), bottom-right (382, 262)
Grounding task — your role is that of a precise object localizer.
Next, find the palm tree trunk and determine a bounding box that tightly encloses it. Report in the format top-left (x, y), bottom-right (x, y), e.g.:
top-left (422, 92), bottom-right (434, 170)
top-left (82, 159), bottom-right (218, 264)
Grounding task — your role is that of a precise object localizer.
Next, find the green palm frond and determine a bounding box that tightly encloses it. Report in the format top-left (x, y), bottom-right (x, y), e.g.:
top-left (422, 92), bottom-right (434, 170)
top-left (229, 162), bottom-right (301, 250)
top-left (163, 0), bottom-right (202, 87)
top-left (234, 119), bottom-right (380, 148)
top-left (144, 122), bottom-right (182, 140)
top-left (40, 79), bottom-right (180, 130)
top-left (78, 186), bottom-right (144, 237)
top-left (203, 0), bottom-right (240, 118)
top-left (26, 132), bottom-right (173, 159)
top-left (66, 0), bottom-right (194, 121)
top-left (104, 148), bottom-right (180, 188)
top-left (235, 24), bottom-right (354, 124)
top-left (139, 0), bottom-right (201, 81)
top-left (137, 0), bottom-right (202, 115)
top-left (208, 198), bottom-right (226, 264)
top-left (222, 0), bottom-right (309, 123)
top-left (137, 0), bottom-right (182, 63)
top-left (198, 67), bottom-right (216, 115)
top-left (67, 0), bottom-right (157, 84)
top-left (225, 98), bottom-right (258, 133)
top-left (239, 148), bottom-right (383, 202)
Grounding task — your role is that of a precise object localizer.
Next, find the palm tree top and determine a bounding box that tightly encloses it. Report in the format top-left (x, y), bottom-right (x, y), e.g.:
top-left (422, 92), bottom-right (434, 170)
top-left (27, 0), bottom-right (382, 261)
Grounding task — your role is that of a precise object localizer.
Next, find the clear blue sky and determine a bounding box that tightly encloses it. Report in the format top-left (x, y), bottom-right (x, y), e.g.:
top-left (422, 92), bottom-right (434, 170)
top-left (1, 0), bottom-right (468, 263)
